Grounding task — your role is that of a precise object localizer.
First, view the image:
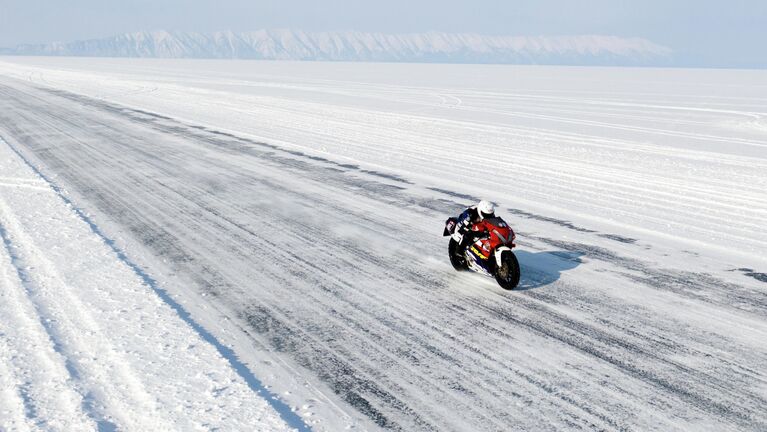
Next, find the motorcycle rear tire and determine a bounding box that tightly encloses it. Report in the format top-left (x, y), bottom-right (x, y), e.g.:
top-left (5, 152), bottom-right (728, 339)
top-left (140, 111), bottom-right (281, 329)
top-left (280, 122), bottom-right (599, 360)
top-left (448, 238), bottom-right (468, 271)
top-left (495, 250), bottom-right (520, 290)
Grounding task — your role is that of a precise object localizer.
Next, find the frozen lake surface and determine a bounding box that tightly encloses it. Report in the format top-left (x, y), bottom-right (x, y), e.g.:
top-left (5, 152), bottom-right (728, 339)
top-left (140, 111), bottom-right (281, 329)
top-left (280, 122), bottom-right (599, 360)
top-left (1, 57), bottom-right (766, 431)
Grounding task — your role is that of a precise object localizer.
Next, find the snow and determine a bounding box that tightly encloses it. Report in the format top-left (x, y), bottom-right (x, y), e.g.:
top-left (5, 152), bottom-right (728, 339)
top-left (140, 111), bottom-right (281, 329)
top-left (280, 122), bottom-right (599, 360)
top-left (0, 137), bottom-right (294, 430)
top-left (0, 57), bottom-right (766, 431)
top-left (5, 58), bottom-right (763, 266)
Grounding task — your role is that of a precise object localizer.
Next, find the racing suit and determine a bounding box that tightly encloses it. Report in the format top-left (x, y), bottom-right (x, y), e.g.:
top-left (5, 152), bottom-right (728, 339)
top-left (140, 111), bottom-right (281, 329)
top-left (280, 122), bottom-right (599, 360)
top-left (455, 205), bottom-right (489, 257)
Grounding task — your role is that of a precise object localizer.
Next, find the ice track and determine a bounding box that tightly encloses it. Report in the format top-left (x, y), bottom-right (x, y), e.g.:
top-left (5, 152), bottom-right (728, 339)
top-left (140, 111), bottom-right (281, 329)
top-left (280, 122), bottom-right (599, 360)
top-left (1, 60), bottom-right (766, 431)
top-left (0, 121), bottom-right (293, 430)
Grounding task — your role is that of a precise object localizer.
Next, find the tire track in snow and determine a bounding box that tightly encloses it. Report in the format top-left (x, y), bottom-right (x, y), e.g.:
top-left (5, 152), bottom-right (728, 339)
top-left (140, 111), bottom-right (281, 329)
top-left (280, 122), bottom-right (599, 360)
top-left (528, 236), bottom-right (767, 317)
top-left (0, 189), bottom-right (167, 431)
top-left (474, 295), bottom-right (766, 428)
top-left (0, 134), bottom-right (313, 431)
top-left (0, 214), bottom-right (104, 431)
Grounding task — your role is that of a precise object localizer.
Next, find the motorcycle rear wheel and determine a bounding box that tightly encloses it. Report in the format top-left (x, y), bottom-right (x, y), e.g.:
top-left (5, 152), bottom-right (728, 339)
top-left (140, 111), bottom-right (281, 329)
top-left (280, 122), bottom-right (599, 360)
top-left (448, 238), bottom-right (468, 271)
top-left (495, 250), bottom-right (520, 290)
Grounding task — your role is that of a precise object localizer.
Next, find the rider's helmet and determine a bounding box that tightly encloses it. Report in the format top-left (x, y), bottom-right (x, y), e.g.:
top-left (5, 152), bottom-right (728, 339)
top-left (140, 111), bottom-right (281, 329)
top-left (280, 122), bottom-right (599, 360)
top-left (477, 200), bottom-right (495, 220)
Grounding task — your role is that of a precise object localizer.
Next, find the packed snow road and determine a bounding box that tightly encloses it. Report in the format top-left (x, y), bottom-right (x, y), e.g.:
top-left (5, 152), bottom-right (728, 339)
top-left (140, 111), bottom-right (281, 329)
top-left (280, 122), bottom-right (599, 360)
top-left (1, 60), bottom-right (766, 431)
top-left (0, 125), bottom-right (294, 429)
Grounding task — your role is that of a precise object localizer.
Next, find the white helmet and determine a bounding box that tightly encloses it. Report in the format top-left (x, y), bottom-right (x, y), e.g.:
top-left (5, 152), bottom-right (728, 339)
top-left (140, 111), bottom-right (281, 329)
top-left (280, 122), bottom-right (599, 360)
top-left (477, 200), bottom-right (495, 219)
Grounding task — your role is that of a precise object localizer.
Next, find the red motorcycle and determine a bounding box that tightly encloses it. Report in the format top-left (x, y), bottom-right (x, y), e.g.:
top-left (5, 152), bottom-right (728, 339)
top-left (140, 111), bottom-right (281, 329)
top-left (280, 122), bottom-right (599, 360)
top-left (443, 216), bottom-right (521, 290)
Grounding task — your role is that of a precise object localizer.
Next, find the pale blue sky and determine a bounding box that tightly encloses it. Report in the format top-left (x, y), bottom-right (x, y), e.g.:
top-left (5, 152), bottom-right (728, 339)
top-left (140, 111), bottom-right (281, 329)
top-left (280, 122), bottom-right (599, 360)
top-left (1, 0), bottom-right (765, 67)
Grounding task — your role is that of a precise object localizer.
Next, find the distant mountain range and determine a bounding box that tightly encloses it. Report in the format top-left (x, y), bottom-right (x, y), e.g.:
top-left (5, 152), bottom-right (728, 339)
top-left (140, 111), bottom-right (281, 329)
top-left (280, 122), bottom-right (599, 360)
top-left (0, 30), bottom-right (673, 66)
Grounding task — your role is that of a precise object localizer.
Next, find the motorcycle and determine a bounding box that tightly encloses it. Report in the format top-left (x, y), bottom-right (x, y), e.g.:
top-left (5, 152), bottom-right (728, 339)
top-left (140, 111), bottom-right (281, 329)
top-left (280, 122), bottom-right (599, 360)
top-left (443, 216), bottom-right (521, 290)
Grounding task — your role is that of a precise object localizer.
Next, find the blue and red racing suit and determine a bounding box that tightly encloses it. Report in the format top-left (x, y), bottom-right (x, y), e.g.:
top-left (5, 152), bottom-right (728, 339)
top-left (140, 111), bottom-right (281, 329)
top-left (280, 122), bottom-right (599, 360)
top-left (455, 205), bottom-right (492, 261)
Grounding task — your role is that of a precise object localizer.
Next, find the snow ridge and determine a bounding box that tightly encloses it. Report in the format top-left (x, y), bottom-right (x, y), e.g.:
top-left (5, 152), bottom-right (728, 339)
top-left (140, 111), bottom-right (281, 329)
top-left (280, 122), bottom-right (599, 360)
top-left (0, 135), bottom-right (307, 431)
top-left (2, 29), bottom-right (672, 65)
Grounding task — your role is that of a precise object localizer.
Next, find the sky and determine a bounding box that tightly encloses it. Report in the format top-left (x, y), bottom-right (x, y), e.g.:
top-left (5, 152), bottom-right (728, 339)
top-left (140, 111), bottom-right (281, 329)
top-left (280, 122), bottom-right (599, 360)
top-left (1, 0), bottom-right (766, 68)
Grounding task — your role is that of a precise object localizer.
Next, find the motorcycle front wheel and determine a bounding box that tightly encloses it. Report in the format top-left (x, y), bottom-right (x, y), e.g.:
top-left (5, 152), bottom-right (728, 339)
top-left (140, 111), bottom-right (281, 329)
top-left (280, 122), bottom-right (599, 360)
top-left (495, 250), bottom-right (520, 290)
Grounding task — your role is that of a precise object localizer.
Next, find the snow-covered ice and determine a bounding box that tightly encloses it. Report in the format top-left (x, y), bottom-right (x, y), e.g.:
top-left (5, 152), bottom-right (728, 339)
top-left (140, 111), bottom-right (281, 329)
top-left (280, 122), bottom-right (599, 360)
top-left (0, 57), bottom-right (766, 431)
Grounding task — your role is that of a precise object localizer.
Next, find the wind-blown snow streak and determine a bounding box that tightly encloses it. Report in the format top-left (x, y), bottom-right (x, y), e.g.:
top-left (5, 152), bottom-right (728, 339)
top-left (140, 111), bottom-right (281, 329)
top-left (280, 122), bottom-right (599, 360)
top-left (1, 29), bottom-right (672, 65)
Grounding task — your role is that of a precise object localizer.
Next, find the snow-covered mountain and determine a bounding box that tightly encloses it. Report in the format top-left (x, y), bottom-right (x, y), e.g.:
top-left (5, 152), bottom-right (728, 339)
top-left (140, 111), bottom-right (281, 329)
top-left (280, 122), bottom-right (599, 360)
top-left (2, 30), bottom-right (672, 65)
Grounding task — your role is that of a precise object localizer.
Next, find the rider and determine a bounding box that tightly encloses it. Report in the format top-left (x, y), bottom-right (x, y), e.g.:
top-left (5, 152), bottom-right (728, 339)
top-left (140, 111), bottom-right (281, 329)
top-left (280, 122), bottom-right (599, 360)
top-left (455, 200), bottom-right (496, 256)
